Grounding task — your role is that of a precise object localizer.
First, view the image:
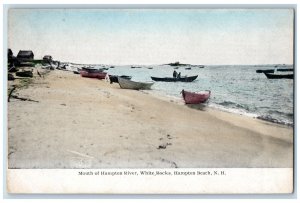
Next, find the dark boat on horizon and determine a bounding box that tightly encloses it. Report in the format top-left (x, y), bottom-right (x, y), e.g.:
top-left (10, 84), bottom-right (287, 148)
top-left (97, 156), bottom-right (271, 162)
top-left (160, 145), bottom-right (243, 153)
top-left (256, 69), bottom-right (274, 73)
top-left (151, 75), bottom-right (198, 82)
top-left (264, 72), bottom-right (293, 79)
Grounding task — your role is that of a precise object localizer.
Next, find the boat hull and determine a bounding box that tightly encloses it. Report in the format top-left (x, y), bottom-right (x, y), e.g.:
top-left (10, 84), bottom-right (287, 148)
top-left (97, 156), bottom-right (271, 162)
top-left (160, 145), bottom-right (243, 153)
top-left (151, 75), bottom-right (198, 82)
top-left (118, 77), bottom-right (154, 90)
top-left (264, 72), bottom-right (293, 79)
top-left (181, 89), bottom-right (211, 104)
top-left (80, 71), bottom-right (107, 79)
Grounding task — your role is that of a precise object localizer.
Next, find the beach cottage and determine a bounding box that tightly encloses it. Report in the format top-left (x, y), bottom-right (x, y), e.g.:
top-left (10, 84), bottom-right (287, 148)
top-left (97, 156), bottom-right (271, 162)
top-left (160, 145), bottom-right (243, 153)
top-left (17, 50), bottom-right (34, 62)
top-left (43, 55), bottom-right (53, 63)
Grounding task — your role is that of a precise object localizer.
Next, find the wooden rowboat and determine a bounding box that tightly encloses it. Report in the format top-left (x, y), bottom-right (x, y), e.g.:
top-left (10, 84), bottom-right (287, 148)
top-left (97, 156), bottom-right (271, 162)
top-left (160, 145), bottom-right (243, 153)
top-left (80, 71), bottom-right (107, 79)
top-left (181, 89), bottom-right (211, 104)
top-left (118, 77), bottom-right (154, 90)
top-left (151, 75), bottom-right (198, 82)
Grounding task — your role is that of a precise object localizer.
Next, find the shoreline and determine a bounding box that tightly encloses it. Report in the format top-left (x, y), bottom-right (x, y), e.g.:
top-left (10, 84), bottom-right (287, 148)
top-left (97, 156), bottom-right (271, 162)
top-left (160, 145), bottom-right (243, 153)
top-left (144, 88), bottom-right (293, 128)
top-left (7, 68), bottom-right (293, 168)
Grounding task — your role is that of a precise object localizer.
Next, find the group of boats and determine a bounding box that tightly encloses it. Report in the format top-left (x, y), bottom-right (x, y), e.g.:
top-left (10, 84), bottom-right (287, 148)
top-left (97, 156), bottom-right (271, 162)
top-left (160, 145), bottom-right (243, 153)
top-left (75, 66), bottom-right (210, 105)
top-left (256, 67), bottom-right (294, 79)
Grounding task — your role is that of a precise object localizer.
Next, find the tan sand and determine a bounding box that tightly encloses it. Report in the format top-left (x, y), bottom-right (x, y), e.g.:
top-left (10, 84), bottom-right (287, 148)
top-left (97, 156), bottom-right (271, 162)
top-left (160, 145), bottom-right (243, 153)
top-left (7, 69), bottom-right (293, 168)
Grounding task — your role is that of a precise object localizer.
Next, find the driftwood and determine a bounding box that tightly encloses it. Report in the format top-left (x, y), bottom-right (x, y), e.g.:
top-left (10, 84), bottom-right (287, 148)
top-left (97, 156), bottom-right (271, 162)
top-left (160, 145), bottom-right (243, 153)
top-left (10, 95), bottom-right (39, 103)
top-left (8, 86), bottom-right (16, 102)
top-left (8, 86), bottom-right (38, 102)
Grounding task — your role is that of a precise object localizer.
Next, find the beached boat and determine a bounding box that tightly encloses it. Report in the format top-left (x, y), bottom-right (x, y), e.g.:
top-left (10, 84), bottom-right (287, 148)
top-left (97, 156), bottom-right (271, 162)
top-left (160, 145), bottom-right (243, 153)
top-left (81, 67), bottom-right (104, 73)
top-left (151, 75), bottom-right (198, 82)
top-left (80, 71), bottom-right (107, 79)
top-left (118, 77), bottom-right (154, 90)
top-left (16, 70), bottom-right (33, 78)
top-left (109, 75), bottom-right (132, 84)
top-left (264, 72), bottom-right (293, 79)
top-left (181, 89), bottom-right (211, 104)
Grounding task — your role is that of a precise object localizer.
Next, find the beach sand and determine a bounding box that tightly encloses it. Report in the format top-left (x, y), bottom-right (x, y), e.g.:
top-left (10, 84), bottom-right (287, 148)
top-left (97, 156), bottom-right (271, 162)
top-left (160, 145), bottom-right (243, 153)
top-left (7, 68), bottom-right (293, 168)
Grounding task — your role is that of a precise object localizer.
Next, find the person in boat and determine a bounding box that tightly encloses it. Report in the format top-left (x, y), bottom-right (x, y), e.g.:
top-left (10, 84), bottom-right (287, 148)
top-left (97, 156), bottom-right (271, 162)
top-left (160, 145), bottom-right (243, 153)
top-left (173, 70), bottom-right (177, 78)
top-left (177, 72), bottom-right (181, 78)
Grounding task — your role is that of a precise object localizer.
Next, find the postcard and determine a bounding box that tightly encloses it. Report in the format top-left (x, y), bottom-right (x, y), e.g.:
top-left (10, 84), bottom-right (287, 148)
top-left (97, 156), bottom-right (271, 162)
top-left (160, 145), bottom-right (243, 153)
top-left (5, 6), bottom-right (294, 194)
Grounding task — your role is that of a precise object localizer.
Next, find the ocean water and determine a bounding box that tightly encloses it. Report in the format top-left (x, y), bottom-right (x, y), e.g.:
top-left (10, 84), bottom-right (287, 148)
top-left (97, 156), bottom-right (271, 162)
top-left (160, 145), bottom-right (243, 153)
top-left (71, 64), bottom-right (294, 126)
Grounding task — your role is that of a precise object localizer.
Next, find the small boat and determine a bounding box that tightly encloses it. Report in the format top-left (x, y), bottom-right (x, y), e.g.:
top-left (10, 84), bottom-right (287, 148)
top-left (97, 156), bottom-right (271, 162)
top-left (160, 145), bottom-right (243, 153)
top-left (256, 69), bottom-right (274, 73)
top-left (147, 67), bottom-right (153, 69)
top-left (80, 71), bottom-right (107, 79)
top-left (198, 65), bottom-right (204, 68)
top-left (109, 75), bottom-right (132, 84)
top-left (185, 67), bottom-right (191, 70)
top-left (110, 66), bottom-right (115, 68)
top-left (151, 75), bottom-right (198, 82)
top-left (16, 70), bottom-right (33, 78)
top-left (277, 68), bottom-right (294, 72)
top-left (174, 67), bottom-right (179, 69)
top-left (118, 77), bottom-right (154, 90)
top-left (181, 89), bottom-right (211, 104)
top-left (264, 72), bottom-right (293, 79)
top-left (81, 67), bottom-right (103, 73)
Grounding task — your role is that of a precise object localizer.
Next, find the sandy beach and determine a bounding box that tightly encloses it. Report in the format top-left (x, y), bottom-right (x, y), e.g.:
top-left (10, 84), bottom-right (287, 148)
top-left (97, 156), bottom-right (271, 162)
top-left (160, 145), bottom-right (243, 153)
top-left (7, 68), bottom-right (293, 169)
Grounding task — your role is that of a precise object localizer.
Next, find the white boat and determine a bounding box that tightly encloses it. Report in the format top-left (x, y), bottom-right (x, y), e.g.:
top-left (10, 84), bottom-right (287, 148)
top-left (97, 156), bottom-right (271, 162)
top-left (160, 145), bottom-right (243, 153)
top-left (118, 77), bottom-right (154, 90)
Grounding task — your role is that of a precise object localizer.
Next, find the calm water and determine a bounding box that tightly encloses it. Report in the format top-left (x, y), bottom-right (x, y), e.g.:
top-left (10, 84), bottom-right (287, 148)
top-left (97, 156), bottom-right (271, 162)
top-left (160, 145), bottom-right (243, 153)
top-left (73, 64), bottom-right (294, 126)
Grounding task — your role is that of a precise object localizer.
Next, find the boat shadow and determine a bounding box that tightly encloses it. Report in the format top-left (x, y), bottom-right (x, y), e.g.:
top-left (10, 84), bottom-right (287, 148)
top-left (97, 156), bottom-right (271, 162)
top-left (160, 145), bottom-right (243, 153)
top-left (185, 103), bottom-right (208, 111)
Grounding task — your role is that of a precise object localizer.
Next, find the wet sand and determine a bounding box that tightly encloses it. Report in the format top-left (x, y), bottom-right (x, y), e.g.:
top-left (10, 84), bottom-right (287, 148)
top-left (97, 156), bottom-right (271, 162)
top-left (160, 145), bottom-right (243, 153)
top-left (7, 69), bottom-right (293, 168)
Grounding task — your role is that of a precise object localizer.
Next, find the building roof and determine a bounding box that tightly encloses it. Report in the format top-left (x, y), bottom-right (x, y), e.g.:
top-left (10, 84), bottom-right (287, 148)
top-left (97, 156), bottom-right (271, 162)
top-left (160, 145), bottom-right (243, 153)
top-left (17, 50), bottom-right (34, 58)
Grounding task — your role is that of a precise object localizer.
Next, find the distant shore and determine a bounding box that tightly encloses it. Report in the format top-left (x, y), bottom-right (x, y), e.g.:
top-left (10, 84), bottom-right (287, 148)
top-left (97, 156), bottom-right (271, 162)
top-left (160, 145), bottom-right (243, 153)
top-left (7, 67), bottom-right (293, 168)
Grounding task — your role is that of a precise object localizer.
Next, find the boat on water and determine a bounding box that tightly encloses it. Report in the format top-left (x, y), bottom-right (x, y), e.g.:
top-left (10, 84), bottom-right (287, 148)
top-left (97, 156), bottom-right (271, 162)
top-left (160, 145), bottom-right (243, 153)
top-left (118, 77), bottom-right (154, 90)
top-left (80, 71), bottom-right (107, 79)
top-left (256, 69), bottom-right (275, 73)
top-left (109, 75), bottom-right (132, 84)
top-left (264, 72), bottom-right (293, 79)
top-left (185, 67), bottom-right (192, 70)
top-left (181, 89), bottom-right (211, 104)
top-left (277, 68), bottom-right (294, 72)
top-left (151, 75), bottom-right (198, 82)
top-left (256, 68), bottom-right (293, 73)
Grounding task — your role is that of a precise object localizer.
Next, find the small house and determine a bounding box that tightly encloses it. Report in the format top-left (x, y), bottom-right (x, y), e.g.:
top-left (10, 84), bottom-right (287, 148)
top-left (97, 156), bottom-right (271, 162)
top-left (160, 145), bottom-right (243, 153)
top-left (43, 55), bottom-right (53, 62)
top-left (17, 50), bottom-right (34, 61)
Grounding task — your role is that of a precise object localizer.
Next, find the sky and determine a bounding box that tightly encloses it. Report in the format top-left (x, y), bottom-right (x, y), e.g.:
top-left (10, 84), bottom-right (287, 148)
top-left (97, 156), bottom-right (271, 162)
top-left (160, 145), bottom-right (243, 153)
top-left (8, 9), bottom-right (294, 65)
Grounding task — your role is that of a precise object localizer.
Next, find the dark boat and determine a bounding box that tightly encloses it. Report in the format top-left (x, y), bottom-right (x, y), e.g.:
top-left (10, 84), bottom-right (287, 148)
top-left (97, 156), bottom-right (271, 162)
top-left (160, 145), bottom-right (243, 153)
top-left (16, 70), bottom-right (33, 78)
top-left (264, 72), bottom-right (293, 79)
top-left (185, 67), bottom-right (191, 70)
top-left (109, 75), bottom-right (132, 84)
top-left (151, 75), bottom-right (198, 82)
top-left (81, 67), bottom-right (103, 73)
top-left (256, 69), bottom-right (274, 73)
top-left (181, 89), bottom-right (211, 104)
top-left (277, 68), bottom-right (294, 72)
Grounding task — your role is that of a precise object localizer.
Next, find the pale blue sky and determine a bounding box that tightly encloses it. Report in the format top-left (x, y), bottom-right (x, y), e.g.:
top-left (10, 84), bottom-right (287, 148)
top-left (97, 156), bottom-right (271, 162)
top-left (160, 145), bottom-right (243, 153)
top-left (8, 9), bottom-right (294, 65)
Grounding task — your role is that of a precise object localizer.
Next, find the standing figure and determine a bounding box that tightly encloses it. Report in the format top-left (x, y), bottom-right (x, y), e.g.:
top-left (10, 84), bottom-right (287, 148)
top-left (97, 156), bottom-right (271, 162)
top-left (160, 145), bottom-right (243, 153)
top-left (173, 70), bottom-right (177, 78)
